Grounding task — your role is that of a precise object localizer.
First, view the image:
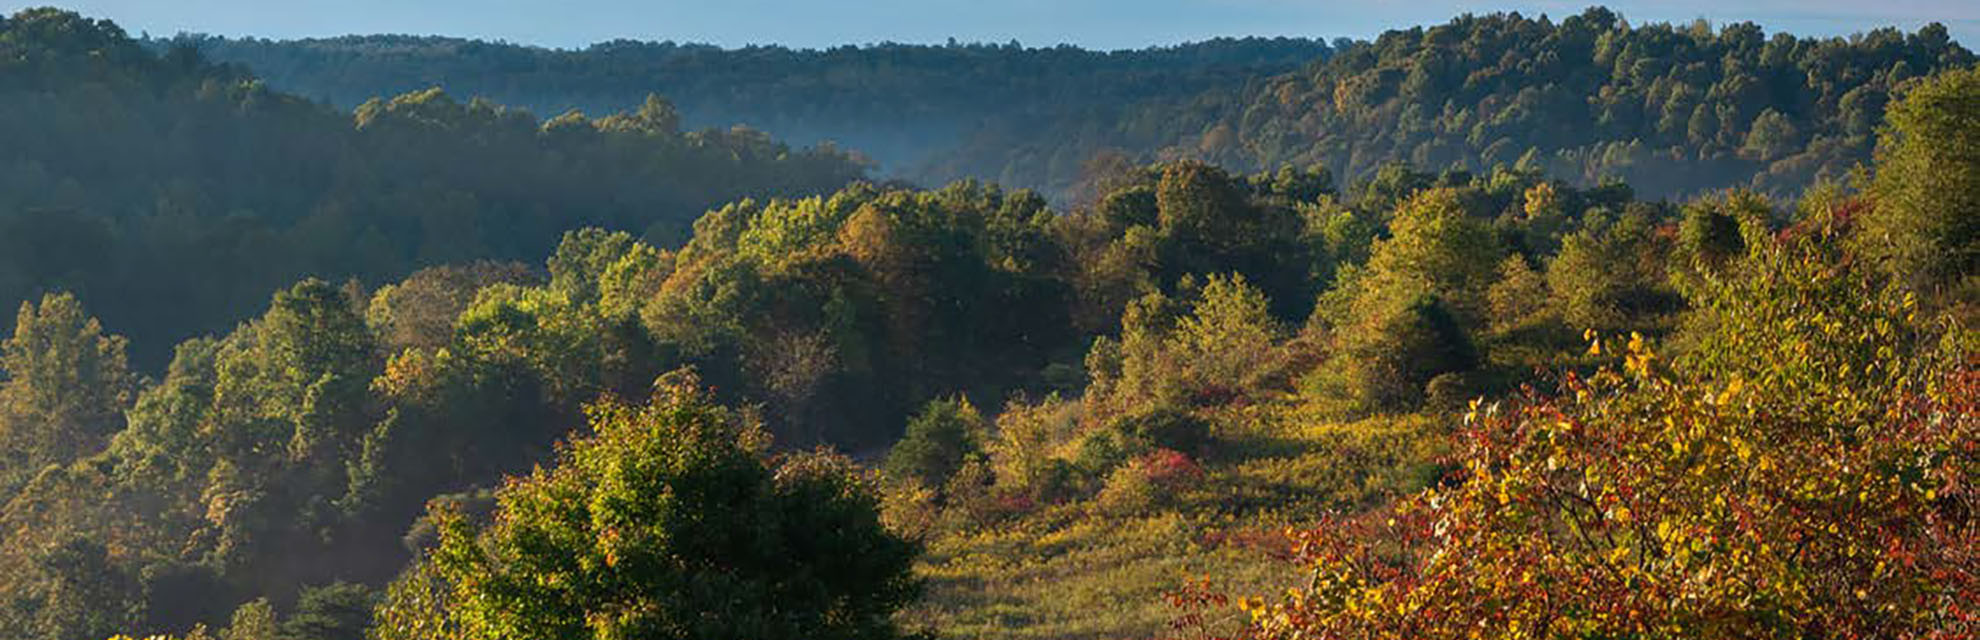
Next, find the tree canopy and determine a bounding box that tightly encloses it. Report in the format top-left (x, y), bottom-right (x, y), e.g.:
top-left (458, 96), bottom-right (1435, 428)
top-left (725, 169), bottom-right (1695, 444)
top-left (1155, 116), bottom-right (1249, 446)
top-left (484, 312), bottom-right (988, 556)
top-left (0, 6), bottom-right (1971, 640)
top-left (377, 372), bottom-right (921, 640)
top-left (0, 8), bottom-right (866, 367)
top-left (175, 9), bottom-right (1973, 199)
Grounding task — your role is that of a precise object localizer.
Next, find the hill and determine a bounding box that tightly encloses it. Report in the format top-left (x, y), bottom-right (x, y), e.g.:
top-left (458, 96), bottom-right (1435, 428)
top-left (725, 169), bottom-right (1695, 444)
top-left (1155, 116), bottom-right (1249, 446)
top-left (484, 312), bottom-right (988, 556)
top-left (0, 6), bottom-right (1971, 640)
top-left (0, 8), bottom-right (867, 366)
top-left (174, 8), bottom-right (1973, 198)
top-left (167, 33), bottom-right (1329, 194)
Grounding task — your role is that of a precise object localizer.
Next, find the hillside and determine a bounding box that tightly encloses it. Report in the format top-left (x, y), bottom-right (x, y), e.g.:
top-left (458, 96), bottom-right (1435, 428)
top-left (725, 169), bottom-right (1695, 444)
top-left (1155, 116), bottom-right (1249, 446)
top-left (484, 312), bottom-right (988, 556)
top-left (175, 8), bottom-right (1973, 199)
top-left (0, 8), bottom-right (866, 366)
top-left (169, 33), bottom-right (1329, 190)
top-left (0, 6), bottom-right (1972, 640)
top-left (1159, 9), bottom-right (1975, 198)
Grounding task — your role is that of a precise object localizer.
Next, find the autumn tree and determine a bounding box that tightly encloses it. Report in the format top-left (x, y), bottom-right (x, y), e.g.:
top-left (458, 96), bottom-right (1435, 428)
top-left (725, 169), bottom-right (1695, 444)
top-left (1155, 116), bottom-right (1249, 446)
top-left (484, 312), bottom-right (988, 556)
top-left (1248, 216), bottom-right (1976, 639)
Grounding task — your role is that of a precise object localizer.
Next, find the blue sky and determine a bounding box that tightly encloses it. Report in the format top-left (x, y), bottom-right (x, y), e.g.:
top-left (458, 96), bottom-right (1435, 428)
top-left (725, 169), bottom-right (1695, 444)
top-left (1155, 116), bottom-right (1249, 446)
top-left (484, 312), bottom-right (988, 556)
top-left (30, 1), bottom-right (1980, 49)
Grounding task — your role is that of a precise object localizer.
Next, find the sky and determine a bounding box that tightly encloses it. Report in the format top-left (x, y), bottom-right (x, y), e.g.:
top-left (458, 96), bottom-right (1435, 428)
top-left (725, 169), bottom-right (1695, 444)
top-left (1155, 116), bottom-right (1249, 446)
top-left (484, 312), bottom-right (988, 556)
top-left (27, 1), bottom-right (1980, 50)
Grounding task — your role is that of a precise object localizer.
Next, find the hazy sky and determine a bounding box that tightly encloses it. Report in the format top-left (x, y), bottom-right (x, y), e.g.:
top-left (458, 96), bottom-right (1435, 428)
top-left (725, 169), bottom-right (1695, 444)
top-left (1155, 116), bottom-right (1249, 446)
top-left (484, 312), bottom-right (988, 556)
top-left (31, 1), bottom-right (1980, 49)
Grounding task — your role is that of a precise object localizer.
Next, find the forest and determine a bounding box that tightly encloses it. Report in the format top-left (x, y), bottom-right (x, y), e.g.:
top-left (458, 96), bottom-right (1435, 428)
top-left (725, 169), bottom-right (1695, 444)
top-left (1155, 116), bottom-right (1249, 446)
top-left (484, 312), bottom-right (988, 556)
top-left (1, 9), bottom-right (866, 366)
top-left (0, 5), bottom-right (1974, 640)
top-left (177, 8), bottom-right (1972, 199)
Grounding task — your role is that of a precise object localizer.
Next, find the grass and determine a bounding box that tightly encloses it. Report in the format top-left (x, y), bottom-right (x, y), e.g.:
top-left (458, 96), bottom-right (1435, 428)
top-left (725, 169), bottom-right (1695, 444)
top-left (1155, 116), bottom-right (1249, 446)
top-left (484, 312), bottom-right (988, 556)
top-left (899, 409), bottom-right (1449, 639)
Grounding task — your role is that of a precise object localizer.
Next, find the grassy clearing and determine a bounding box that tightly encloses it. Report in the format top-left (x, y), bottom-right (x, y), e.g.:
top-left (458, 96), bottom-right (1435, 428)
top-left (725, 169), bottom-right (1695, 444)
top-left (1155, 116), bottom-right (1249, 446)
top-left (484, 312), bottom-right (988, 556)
top-left (902, 411), bottom-right (1448, 639)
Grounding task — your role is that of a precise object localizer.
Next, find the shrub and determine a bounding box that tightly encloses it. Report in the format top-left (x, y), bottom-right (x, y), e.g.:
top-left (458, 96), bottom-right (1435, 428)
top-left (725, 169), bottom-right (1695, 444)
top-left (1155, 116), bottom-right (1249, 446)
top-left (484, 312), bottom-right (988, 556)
top-left (1110, 406), bottom-right (1210, 455)
top-left (988, 395), bottom-right (1080, 500)
top-left (1069, 426), bottom-right (1136, 491)
top-left (883, 397), bottom-right (987, 493)
top-left (1095, 449), bottom-right (1206, 516)
top-left (1249, 229), bottom-right (1976, 639)
top-left (378, 373), bottom-right (923, 640)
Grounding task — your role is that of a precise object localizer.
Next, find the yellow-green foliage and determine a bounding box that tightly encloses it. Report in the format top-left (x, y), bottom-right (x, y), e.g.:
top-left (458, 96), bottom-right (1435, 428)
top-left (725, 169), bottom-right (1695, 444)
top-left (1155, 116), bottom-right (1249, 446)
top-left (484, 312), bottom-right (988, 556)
top-left (1866, 66), bottom-right (1980, 298)
top-left (903, 405), bottom-right (1446, 640)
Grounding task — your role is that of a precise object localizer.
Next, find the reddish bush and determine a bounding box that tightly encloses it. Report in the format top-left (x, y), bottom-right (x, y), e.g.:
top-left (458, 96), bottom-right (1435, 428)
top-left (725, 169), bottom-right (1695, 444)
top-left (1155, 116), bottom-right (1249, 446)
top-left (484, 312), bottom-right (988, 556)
top-left (1138, 448), bottom-right (1206, 491)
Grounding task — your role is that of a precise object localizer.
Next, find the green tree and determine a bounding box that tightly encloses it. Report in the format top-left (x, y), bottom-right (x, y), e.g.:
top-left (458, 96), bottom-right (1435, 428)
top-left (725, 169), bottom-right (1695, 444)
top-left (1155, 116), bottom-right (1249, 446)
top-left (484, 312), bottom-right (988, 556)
top-left (280, 582), bottom-right (374, 640)
top-left (883, 397), bottom-right (987, 492)
top-left (1152, 163), bottom-right (1309, 310)
top-left (1864, 67), bottom-right (1980, 302)
top-left (1335, 289), bottom-right (1478, 411)
top-left (1312, 186), bottom-right (1498, 411)
top-left (1362, 187), bottom-right (1501, 319)
top-left (1741, 108), bottom-right (1802, 160)
top-left (1672, 190), bottom-right (1771, 292)
top-left (1485, 254), bottom-right (1551, 335)
top-left (384, 371), bottom-right (922, 640)
top-left (1170, 273), bottom-right (1283, 397)
top-left (219, 599), bottom-right (278, 640)
top-left (1547, 207), bottom-right (1677, 333)
top-left (26, 538), bottom-right (141, 640)
top-left (0, 293), bottom-right (134, 482)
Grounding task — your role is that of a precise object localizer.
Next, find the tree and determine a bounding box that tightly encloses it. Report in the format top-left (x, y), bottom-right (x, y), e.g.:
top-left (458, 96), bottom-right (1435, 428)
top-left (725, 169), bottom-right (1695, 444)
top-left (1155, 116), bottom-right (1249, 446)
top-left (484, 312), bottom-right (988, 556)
top-left (1087, 274), bottom-right (1286, 415)
top-left (25, 537), bottom-right (141, 640)
top-left (883, 397), bottom-right (987, 492)
top-left (1334, 288), bottom-right (1478, 411)
top-left (213, 279), bottom-right (378, 477)
top-left (219, 599), bottom-right (278, 640)
top-left (1864, 67), bottom-right (1980, 302)
top-left (1672, 190), bottom-right (1771, 292)
top-left (0, 293), bottom-right (134, 482)
top-left (1152, 163), bottom-right (1309, 310)
top-left (380, 370), bottom-right (922, 640)
top-left (366, 262), bottom-right (536, 353)
top-left (279, 582), bottom-right (374, 640)
top-left (1547, 207), bottom-right (1677, 333)
top-left (1485, 254), bottom-right (1551, 335)
top-left (1362, 187), bottom-right (1501, 320)
top-left (1312, 186), bottom-right (1498, 411)
top-left (1170, 273), bottom-right (1283, 399)
top-left (1741, 108), bottom-right (1802, 160)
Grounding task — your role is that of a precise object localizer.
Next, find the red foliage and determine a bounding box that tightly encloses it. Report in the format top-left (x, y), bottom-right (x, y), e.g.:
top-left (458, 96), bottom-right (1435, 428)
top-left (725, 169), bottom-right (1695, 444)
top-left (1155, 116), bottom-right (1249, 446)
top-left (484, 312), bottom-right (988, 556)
top-left (1140, 448), bottom-right (1207, 491)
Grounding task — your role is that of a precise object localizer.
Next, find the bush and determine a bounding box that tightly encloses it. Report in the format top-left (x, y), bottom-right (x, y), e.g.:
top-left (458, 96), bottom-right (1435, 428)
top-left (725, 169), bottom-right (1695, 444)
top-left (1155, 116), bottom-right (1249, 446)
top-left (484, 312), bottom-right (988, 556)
top-left (1421, 371), bottom-right (1474, 412)
top-left (379, 373), bottom-right (923, 640)
top-left (988, 395), bottom-right (1080, 500)
top-left (883, 397), bottom-right (987, 493)
top-left (1095, 449), bottom-right (1206, 516)
top-left (1069, 426), bottom-right (1135, 486)
top-left (1110, 406), bottom-right (1210, 455)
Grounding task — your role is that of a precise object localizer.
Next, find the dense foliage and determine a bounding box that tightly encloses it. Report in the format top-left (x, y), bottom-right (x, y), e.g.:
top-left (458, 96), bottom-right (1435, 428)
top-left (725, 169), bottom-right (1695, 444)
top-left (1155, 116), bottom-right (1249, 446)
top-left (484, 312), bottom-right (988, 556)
top-left (1242, 60), bottom-right (1978, 640)
top-left (169, 33), bottom-right (1328, 193)
top-left (0, 6), bottom-right (1972, 640)
top-left (1174, 9), bottom-right (1975, 198)
top-left (0, 8), bottom-right (866, 366)
top-left (375, 371), bottom-right (920, 640)
top-left (177, 9), bottom-right (1970, 200)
